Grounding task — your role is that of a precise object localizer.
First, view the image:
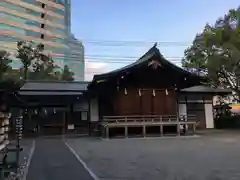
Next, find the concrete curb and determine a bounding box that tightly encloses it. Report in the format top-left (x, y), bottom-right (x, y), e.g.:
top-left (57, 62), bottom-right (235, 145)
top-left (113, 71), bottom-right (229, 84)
top-left (22, 140), bottom-right (35, 180)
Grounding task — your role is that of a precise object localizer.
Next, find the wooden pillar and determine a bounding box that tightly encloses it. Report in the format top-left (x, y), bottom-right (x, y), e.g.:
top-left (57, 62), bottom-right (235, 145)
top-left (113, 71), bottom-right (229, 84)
top-left (160, 116), bottom-right (163, 136)
top-left (177, 123), bottom-right (180, 136)
top-left (88, 97), bottom-right (91, 136)
top-left (124, 126), bottom-right (128, 138)
top-left (193, 123), bottom-right (196, 134)
top-left (160, 124), bottom-right (163, 136)
top-left (177, 111), bottom-right (180, 136)
top-left (106, 126), bottom-right (109, 139)
top-left (62, 110), bottom-right (66, 134)
top-left (176, 97), bottom-right (179, 119)
top-left (143, 125), bottom-right (146, 137)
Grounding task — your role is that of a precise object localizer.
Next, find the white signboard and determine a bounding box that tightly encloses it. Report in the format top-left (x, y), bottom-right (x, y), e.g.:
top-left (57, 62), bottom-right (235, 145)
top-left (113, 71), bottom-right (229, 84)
top-left (67, 124), bottom-right (75, 130)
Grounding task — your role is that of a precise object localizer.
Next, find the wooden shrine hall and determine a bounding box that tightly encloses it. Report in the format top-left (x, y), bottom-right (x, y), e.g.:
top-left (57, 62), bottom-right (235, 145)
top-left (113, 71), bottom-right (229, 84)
top-left (88, 44), bottom-right (231, 138)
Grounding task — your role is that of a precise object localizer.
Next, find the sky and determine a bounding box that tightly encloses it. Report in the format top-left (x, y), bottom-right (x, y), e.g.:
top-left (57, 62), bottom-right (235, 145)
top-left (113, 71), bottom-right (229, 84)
top-left (70, 0), bottom-right (240, 81)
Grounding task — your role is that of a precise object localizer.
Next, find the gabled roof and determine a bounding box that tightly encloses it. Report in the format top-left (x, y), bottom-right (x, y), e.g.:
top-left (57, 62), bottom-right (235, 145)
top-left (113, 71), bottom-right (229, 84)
top-left (20, 81), bottom-right (89, 92)
top-left (92, 44), bottom-right (204, 83)
top-left (180, 85), bottom-right (231, 94)
top-left (19, 91), bottom-right (83, 96)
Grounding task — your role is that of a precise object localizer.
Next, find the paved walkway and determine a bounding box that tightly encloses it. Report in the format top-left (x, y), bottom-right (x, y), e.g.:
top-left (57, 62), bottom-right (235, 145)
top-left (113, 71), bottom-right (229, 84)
top-left (26, 138), bottom-right (94, 180)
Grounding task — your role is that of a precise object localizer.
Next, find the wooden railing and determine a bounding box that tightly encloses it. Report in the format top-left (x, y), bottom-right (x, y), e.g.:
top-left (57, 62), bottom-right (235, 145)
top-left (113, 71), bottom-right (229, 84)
top-left (100, 115), bottom-right (198, 138)
top-left (102, 115), bottom-right (197, 124)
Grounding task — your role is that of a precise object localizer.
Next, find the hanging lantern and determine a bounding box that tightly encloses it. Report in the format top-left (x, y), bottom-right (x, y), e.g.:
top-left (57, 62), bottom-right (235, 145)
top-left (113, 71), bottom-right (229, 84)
top-left (174, 84), bottom-right (178, 91)
top-left (152, 89), bottom-right (156, 96)
top-left (124, 88), bottom-right (128, 95)
top-left (116, 80), bottom-right (120, 91)
top-left (165, 89), bottom-right (169, 96)
top-left (138, 89), bottom-right (142, 96)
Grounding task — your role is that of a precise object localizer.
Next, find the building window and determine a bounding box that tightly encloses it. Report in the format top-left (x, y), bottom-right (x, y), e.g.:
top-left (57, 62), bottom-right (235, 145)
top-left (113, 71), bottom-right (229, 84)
top-left (1, 24), bottom-right (25, 34)
top-left (26, 9), bottom-right (41, 17)
top-left (41, 24), bottom-right (45, 29)
top-left (25, 31), bottom-right (40, 37)
top-left (26, 21), bottom-right (41, 28)
top-left (56, 9), bottom-right (65, 15)
top-left (24, 0), bottom-right (41, 6)
top-left (0, 36), bottom-right (20, 42)
top-left (1, 13), bottom-right (25, 23)
top-left (1, 2), bottom-right (26, 12)
top-left (41, 13), bottom-right (45, 18)
top-left (56, 0), bottom-right (67, 5)
top-left (41, 34), bottom-right (44, 39)
top-left (41, 3), bottom-right (45, 8)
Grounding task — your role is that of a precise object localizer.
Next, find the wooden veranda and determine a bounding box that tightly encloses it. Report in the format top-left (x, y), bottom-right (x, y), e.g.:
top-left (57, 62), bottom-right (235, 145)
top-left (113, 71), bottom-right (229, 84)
top-left (101, 115), bottom-right (197, 138)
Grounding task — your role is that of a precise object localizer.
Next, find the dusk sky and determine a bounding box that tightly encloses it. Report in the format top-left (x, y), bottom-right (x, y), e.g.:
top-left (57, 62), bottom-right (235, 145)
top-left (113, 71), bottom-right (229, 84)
top-left (70, 0), bottom-right (239, 80)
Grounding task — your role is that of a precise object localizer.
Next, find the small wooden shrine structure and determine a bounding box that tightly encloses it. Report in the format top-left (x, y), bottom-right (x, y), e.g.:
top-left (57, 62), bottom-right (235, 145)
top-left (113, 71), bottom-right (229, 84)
top-left (89, 44), bottom-right (230, 138)
top-left (18, 81), bottom-right (90, 136)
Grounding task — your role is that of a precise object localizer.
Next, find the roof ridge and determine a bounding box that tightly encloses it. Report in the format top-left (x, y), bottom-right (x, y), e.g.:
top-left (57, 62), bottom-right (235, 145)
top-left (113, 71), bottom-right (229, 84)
top-left (25, 80), bottom-right (89, 84)
top-left (136, 43), bottom-right (162, 62)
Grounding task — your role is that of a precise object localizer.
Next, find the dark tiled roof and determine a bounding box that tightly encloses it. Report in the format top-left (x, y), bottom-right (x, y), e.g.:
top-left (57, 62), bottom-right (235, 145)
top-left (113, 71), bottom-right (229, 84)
top-left (20, 81), bottom-right (89, 91)
top-left (92, 44), bottom-right (204, 82)
top-left (180, 85), bottom-right (231, 94)
top-left (19, 91), bottom-right (83, 95)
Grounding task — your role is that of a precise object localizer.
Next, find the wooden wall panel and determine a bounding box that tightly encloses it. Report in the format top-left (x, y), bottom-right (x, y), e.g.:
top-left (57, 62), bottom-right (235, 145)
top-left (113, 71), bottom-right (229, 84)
top-left (165, 90), bottom-right (177, 115)
top-left (141, 90), bottom-right (152, 115)
top-left (153, 90), bottom-right (165, 115)
top-left (115, 88), bottom-right (140, 115)
top-left (129, 89), bottom-right (141, 115)
top-left (113, 88), bottom-right (177, 116)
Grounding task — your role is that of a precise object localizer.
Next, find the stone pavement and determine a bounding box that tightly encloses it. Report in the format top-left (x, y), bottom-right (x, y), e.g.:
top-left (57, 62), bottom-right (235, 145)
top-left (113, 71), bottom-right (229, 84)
top-left (26, 138), bottom-right (94, 180)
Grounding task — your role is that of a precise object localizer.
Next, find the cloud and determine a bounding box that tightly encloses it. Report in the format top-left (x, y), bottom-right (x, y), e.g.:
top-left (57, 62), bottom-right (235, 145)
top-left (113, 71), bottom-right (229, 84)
top-left (85, 61), bottom-right (109, 81)
top-left (86, 62), bottom-right (107, 70)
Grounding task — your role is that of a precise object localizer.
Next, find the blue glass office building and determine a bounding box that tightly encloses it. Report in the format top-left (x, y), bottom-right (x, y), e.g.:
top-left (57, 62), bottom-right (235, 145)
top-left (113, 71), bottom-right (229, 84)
top-left (0, 0), bottom-right (85, 80)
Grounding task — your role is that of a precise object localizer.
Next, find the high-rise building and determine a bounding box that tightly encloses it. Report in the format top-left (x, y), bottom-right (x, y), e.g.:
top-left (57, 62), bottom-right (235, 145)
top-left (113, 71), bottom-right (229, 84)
top-left (0, 0), bottom-right (71, 68)
top-left (0, 0), bottom-right (85, 80)
top-left (66, 35), bottom-right (84, 81)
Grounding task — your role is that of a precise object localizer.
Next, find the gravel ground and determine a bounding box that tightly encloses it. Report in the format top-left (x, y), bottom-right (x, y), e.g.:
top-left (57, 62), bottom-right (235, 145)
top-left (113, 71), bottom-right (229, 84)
top-left (7, 139), bottom-right (33, 166)
top-left (10, 139), bottom-right (33, 164)
top-left (66, 132), bottom-right (240, 180)
top-left (3, 139), bottom-right (33, 179)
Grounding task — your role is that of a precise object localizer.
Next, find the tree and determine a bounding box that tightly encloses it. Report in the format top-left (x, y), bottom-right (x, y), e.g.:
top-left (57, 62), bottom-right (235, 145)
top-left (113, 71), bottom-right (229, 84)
top-left (182, 6), bottom-right (240, 101)
top-left (29, 55), bottom-right (59, 80)
top-left (61, 65), bottom-right (74, 81)
top-left (0, 51), bottom-right (22, 116)
top-left (0, 50), bottom-right (12, 80)
top-left (16, 41), bottom-right (45, 80)
top-left (2, 41), bottom-right (75, 82)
